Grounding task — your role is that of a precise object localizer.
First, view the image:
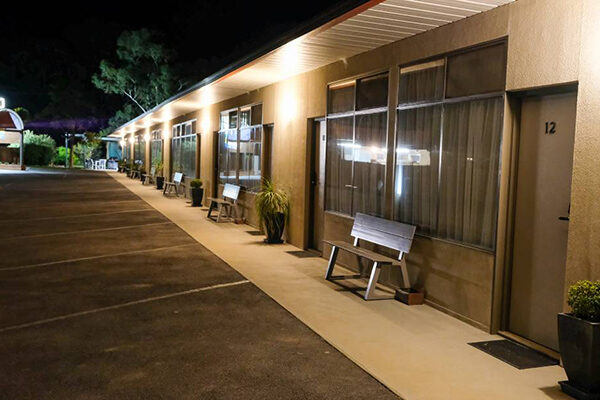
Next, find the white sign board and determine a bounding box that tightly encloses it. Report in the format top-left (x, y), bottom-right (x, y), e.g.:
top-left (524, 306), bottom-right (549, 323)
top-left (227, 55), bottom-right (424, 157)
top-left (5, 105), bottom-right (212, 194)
top-left (0, 97), bottom-right (5, 109)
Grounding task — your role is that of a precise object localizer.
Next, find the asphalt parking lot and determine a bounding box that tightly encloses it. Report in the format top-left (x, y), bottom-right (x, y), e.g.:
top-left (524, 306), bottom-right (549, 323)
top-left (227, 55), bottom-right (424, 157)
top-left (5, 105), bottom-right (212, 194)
top-left (0, 168), bottom-right (396, 399)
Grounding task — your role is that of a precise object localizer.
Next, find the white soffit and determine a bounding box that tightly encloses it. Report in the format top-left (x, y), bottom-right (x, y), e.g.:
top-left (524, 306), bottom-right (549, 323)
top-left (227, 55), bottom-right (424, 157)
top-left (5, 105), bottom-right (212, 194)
top-left (117, 0), bottom-right (514, 135)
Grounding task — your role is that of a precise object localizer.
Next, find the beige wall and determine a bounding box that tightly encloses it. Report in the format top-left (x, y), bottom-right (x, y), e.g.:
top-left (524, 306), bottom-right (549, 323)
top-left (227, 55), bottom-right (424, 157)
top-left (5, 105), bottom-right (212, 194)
top-left (123, 0), bottom-right (600, 330)
top-left (565, 0), bottom-right (600, 294)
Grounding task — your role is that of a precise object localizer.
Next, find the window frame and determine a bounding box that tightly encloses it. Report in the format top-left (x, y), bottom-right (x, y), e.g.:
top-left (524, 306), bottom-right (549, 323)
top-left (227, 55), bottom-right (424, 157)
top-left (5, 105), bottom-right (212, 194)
top-left (325, 71), bottom-right (390, 218)
top-left (170, 119), bottom-right (197, 178)
top-left (392, 41), bottom-right (507, 252)
top-left (217, 103), bottom-right (264, 192)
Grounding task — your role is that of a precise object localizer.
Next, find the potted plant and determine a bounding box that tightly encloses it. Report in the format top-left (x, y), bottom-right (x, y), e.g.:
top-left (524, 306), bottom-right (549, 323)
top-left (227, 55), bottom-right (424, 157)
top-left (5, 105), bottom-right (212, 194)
top-left (154, 161), bottom-right (165, 190)
top-left (190, 179), bottom-right (204, 207)
top-left (255, 179), bottom-right (289, 244)
top-left (558, 280), bottom-right (600, 399)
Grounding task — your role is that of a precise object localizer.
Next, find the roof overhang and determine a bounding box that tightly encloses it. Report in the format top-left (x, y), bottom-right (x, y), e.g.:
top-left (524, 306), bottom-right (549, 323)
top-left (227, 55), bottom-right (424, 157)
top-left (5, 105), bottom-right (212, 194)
top-left (111, 0), bottom-right (514, 137)
top-left (0, 109), bottom-right (24, 132)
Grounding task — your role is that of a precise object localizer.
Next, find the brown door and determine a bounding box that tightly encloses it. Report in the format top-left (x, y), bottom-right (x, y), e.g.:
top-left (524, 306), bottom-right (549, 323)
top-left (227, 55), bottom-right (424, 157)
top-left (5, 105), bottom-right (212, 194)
top-left (309, 119), bottom-right (326, 252)
top-left (508, 92), bottom-right (577, 351)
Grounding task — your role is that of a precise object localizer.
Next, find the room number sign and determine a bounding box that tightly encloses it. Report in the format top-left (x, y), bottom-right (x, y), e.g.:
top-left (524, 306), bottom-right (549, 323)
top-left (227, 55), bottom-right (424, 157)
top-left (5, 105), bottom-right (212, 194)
top-left (545, 121), bottom-right (556, 134)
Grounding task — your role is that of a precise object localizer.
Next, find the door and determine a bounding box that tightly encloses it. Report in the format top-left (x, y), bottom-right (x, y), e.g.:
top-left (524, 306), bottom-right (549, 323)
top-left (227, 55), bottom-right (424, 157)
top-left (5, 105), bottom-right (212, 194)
top-left (508, 92), bottom-right (577, 351)
top-left (309, 119), bottom-right (326, 252)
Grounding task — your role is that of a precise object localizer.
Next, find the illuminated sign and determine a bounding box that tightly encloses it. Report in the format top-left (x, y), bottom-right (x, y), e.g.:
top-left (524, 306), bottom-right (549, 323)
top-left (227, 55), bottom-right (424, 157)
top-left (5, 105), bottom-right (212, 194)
top-left (0, 97), bottom-right (5, 109)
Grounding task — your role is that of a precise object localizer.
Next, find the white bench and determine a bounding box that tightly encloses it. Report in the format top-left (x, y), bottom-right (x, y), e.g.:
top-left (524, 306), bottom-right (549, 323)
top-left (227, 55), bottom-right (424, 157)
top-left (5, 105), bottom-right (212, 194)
top-left (324, 213), bottom-right (416, 300)
top-left (207, 183), bottom-right (240, 222)
top-left (163, 172), bottom-right (185, 196)
top-left (142, 166), bottom-right (156, 185)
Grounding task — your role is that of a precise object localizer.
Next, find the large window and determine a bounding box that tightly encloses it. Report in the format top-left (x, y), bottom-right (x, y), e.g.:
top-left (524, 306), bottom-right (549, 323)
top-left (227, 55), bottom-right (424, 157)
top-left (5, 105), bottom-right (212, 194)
top-left (171, 120), bottom-right (197, 178)
top-left (326, 73), bottom-right (388, 217)
top-left (150, 129), bottom-right (162, 166)
top-left (395, 43), bottom-right (506, 250)
top-left (134, 134), bottom-right (144, 165)
top-left (218, 104), bottom-right (263, 192)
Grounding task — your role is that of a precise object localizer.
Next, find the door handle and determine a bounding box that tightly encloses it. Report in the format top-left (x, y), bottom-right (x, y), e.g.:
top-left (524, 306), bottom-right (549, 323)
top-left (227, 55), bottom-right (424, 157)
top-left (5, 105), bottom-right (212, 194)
top-left (558, 216), bottom-right (570, 221)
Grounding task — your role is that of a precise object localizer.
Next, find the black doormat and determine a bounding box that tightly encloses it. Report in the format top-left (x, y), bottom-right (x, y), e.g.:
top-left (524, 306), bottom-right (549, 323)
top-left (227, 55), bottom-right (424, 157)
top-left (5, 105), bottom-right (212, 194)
top-left (469, 340), bottom-right (559, 369)
top-left (286, 250), bottom-right (320, 258)
top-left (246, 230), bottom-right (263, 236)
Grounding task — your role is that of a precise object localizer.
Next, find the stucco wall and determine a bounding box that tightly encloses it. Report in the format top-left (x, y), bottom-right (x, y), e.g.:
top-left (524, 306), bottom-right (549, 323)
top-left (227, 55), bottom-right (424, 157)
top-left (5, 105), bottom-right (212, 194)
top-left (122, 0), bottom-right (598, 330)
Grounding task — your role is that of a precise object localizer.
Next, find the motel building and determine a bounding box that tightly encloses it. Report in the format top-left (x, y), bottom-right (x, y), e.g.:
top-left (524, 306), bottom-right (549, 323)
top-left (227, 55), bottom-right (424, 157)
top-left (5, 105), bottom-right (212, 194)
top-left (111, 0), bottom-right (600, 360)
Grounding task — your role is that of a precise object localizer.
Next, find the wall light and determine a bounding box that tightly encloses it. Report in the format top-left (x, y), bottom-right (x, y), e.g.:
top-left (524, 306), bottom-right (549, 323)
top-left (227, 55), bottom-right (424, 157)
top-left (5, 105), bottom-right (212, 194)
top-left (128, 136), bottom-right (135, 144)
top-left (280, 91), bottom-right (297, 123)
top-left (119, 139), bottom-right (126, 147)
top-left (143, 133), bottom-right (150, 142)
top-left (162, 130), bottom-right (170, 140)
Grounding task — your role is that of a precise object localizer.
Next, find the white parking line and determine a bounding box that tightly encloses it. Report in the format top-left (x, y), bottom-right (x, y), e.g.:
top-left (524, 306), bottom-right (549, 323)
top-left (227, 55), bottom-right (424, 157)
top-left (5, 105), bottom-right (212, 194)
top-left (0, 280), bottom-right (250, 333)
top-left (0, 243), bottom-right (199, 272)
top-left (6, 221), bottom-right (172, 240)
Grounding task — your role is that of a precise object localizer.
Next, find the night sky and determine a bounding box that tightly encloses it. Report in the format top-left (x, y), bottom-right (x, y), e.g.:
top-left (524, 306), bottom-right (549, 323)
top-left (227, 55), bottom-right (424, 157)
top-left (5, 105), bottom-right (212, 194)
top-left (2, 0), bottom-right (358, 133)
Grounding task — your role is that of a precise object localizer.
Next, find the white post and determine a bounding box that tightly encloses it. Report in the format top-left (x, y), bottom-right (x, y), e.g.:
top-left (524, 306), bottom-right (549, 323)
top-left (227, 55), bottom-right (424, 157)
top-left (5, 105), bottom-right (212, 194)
top-left (19, 131), bottom-right (24, 170)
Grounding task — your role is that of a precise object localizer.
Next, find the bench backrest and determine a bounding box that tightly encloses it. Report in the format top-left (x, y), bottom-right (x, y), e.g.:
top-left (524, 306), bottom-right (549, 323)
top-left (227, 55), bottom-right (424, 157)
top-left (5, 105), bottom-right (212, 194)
top-left (173, 172), bottom-right (183, 184)
top-left (351, 213), bottom-right (416, 254)
top-left (222, 183), bottom-right (240, 201)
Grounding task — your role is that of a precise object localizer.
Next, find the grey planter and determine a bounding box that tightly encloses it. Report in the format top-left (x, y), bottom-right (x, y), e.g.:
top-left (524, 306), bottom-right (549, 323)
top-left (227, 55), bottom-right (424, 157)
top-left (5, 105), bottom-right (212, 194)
top-left (558, 313), bottom-right (600, 399)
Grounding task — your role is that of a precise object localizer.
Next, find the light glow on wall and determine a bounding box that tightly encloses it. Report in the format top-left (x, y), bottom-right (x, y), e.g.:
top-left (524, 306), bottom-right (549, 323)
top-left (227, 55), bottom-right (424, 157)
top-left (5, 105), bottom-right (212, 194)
top-left (119, 139), bottom-right (126, 147)
top-left (280, 91), bottom-right (297, 123)
top-left (128, 136), bottom-right (135, 144)
top-left (143, 133), bottom-right (150, 142)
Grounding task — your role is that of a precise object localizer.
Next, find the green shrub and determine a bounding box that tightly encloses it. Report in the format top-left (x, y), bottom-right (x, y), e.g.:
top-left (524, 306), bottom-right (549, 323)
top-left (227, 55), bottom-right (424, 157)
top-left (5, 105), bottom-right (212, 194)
top-left (23, 131), bottom-right (56, 166)
top-left (190, 179), bottom-right (203, 189)
top-left (53, 147), bottom-right (80, 166)
top-left (568, 280), bottom-right (600, 322)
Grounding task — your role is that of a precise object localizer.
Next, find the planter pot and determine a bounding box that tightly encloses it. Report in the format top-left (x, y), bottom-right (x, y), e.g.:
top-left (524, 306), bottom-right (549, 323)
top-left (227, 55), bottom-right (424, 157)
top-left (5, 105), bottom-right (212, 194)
top-left (191, 187), bottom-right (204, 207)
top-left (395, 288), bottom-right (425, 305)
top-left (263, 212), bottom-right (285, 244)
top-left (558, 313), bottom-right (600, 399)
top-left (156, 176), bottom-right (165, 190)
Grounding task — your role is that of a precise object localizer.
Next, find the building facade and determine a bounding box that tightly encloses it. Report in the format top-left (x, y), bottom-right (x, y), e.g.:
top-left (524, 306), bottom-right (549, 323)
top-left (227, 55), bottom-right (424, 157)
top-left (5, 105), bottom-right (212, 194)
top-left (112, 0), bottom-right (600, 355)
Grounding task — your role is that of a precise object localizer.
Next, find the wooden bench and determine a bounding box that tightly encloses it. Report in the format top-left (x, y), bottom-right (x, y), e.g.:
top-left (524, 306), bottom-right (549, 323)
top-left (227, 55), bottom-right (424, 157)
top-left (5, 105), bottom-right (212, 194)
top-left (324, 213), bottom-right (416, 300)
top-left (207, 183), bottom-right (240, 222)
top-left (163, 172), bottom-right (185, 197)
top-left (142, 166), bottom-right (156, 185)
top-left (130, 169), bottom-right (140, 179)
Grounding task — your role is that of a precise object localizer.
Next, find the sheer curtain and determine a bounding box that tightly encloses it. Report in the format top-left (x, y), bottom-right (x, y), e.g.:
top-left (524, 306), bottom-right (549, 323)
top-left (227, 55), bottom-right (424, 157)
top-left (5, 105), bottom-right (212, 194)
top-left (326, 117), bottom-right (353, 215)
top-left (353, 112), bottom-right (387, 217)
top-left (438, 97), bottom-right (503, 248)
top-left (395, 105), bottom-right (441, 234)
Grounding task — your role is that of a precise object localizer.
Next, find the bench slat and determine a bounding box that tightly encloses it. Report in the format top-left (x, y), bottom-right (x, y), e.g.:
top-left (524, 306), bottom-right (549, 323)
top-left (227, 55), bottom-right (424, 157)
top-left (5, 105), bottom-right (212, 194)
top-left (324, 240), bottom-right (401, 264)
top-left (351, 213), bottom-right (415, 253)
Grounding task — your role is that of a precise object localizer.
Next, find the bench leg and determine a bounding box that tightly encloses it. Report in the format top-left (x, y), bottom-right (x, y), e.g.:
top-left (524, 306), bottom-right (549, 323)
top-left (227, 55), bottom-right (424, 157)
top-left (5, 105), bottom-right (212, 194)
top-left (216, 203), bottom-right (223, 223)
top-left (400, 259), bottom-right (410, 288)
top-left (325, 246), bottom-right (339, 280)
top-left (365, 262), bottom-right (381, 300)
top-left (207, 201), bottom-right (215, 219)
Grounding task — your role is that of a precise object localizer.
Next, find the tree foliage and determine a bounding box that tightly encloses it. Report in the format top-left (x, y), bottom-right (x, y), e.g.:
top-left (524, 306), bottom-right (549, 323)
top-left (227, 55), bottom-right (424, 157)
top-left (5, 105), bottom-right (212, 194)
top-left (92, 29), bottom-right (181, 118)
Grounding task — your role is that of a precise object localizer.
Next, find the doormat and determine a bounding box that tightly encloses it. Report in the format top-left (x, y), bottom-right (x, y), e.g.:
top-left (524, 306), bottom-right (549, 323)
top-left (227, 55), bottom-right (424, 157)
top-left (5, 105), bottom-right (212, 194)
top-left (286, 251), bottom-right (320, 258)
top-left (468, 340), bottom-right (558, 369)
top-left (246, 230), bottom-right (263, 236)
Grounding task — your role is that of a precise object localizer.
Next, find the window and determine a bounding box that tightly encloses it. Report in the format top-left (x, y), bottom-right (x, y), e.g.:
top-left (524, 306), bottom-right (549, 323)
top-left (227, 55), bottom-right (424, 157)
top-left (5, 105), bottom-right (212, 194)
top-left (217, 104), bottom-right (263, 192)
top-left (150, 130), bottom-right (162, 166)
top-left (171, 120), bottom-right (197, 178)
top-left (123, 135), bottom-right (131, 161)
top-left (326, 73), bottom-right (389, 217)
top-left (134, 134), bottom-right (144, 165)
top-left (394, 43), bottom-right (506, 250)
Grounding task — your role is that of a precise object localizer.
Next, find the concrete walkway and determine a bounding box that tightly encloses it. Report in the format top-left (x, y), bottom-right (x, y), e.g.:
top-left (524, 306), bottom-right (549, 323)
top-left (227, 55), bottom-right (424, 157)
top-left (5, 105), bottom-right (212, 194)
top-left (110, 171), bottom-right (570, 400)
top-left (0, 169), bottom-right (396, 399)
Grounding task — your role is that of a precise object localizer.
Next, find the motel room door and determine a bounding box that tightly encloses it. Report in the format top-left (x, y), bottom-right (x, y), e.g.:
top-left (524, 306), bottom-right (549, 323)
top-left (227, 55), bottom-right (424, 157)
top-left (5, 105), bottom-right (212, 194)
top-left (508, 91), bottom-right (577, 351)
top-left (309, 118), bottom-right (326, 252)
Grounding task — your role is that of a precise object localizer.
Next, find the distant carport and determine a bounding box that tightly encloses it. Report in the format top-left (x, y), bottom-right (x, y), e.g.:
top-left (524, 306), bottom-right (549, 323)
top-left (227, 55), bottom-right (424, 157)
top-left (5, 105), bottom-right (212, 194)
top-left (0, 108), bottom-right (25, 170)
